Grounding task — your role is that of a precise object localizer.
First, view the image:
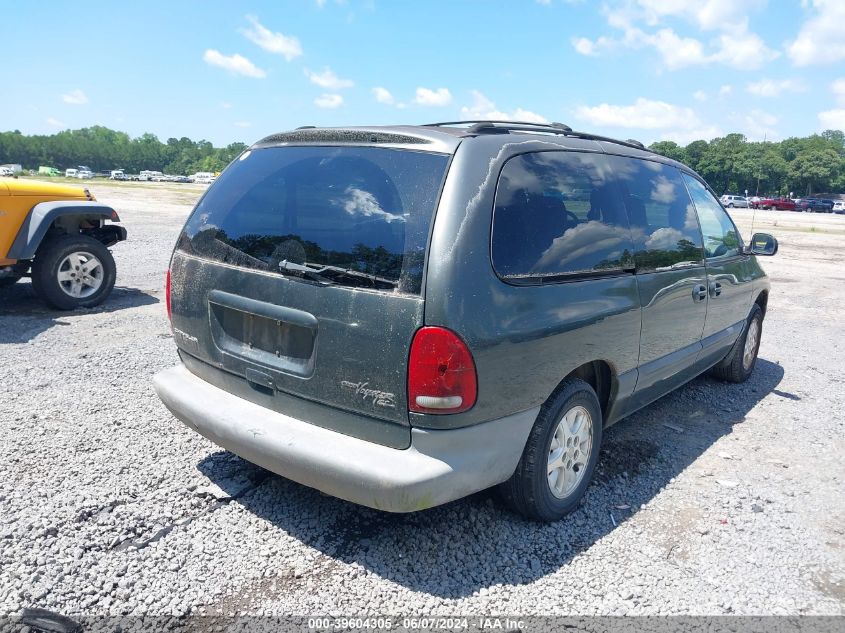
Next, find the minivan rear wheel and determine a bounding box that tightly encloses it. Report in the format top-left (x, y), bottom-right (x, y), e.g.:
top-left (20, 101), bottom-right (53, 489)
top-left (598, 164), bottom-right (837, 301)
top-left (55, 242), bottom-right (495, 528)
top-left (499, 378), bottom-right (603, 522)
top-left (709, 304), bottom-right (763, 383)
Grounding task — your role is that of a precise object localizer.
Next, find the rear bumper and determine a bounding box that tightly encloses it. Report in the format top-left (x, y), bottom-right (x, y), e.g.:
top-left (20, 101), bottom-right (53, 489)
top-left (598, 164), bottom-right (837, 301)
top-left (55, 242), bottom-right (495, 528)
top-left (153, 364), bottom-right (538, 512)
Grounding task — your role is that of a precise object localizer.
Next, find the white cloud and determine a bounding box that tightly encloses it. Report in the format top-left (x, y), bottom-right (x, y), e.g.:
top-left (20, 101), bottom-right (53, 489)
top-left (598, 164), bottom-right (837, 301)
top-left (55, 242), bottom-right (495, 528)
top-left (460, 90), bottom-right (548, 123)
top-left (571, 26), bottom-right (709, 70)
top-left (314, 93), bottom-right (343, 109)
top-left (305, 67), bottom-right (354, 90)
top-left (575, 97), bottom-right (701, 130)
top-left (709, 31), bottom-right (779, 69)
top-left (746, 78), bottom-right (807, 97)
top-left (372, 87), bottom-right (395, 105)
top-left (414, 87), bottom-right (452, 107)
top-left (571, 37), bottom-right (598, 56)
top-left (572, 1), bottom-right (777, 70)
top-left (46, 117), bottom-right (65, 128)
top-left (787, 0), bottom-right (845, 66)
top-left (741, 109), bottom-right (779, 140)
top-left (818, 109), bottom-right (845, 130)
top-left (636, 0), bottom-right (766, 31)
top-left (220, 102), bottom-right (233, 109)
top-left (62, 89), bottom-right (88, 105)
top-left (240, 15), bottom-right (302, 61)
top-left (575, 97), bottom-right (723, 144)
top-left (649, 28), bottom-right (708, 69)
top-left (831, 78), bottom-right (845, 106)
top-left (693, 90), bottom-right (707, 101)
top-left (719, 84), bottom-right (733, 97)
top-left (203, 49), bottom-right (266, 78)
top-left (234, 121), bottom-right (252, 128)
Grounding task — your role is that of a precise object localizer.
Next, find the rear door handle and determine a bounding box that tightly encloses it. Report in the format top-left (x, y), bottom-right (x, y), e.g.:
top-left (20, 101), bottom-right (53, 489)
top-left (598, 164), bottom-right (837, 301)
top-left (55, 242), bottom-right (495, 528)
top-left (709, 281), bottom-right (722, 297)
top-left (692, 284), bottom-right (708, 302)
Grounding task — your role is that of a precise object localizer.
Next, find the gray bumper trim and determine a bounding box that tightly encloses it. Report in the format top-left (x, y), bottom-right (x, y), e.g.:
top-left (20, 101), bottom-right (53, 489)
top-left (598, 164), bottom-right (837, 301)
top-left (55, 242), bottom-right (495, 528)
top-left (153, 364), bottom-right (538, 512)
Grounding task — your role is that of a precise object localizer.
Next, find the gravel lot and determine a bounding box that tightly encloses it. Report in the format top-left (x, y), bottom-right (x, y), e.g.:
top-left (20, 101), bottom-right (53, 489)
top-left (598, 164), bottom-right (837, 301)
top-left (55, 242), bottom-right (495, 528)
top-left (1, 182), bottom-right (843, 619)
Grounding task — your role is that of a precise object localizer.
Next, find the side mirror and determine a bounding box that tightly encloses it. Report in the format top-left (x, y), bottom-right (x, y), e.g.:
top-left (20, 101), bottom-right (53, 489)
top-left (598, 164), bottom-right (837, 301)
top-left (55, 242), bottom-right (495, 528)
top-left (748, 232), bottom-right (778, 256)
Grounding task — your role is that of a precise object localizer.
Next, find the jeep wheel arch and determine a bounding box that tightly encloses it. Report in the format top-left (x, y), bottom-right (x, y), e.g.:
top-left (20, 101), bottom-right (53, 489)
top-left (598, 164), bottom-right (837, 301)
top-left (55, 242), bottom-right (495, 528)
top-left (6, 200), bottom-right (124, 260)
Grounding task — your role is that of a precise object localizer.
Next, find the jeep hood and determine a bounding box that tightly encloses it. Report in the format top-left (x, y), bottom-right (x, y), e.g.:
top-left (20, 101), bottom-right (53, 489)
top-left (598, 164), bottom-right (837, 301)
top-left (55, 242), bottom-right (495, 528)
top-left (3, 179), bottom-right (89, 198)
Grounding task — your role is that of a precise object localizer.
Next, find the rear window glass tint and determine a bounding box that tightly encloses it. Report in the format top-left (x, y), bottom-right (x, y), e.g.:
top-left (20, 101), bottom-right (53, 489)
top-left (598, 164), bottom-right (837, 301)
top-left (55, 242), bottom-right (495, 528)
top-left (607, 156), bottom-right (705, 271)
top-left (492, 151), bottom-right (636, 279)
top-left (177, 147), bottom-right (449, 294)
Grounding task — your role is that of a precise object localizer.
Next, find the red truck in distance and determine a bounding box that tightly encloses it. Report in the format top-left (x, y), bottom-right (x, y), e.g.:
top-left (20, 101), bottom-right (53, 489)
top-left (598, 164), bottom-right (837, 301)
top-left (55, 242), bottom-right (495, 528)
top-left (750, 197), bottom-right (796, 210)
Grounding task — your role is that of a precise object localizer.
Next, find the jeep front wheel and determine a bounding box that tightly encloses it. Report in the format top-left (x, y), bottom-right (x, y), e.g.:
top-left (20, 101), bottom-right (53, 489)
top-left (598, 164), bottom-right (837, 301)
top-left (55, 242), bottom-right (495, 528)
top-left (32, 235), bottom-right (116, 310)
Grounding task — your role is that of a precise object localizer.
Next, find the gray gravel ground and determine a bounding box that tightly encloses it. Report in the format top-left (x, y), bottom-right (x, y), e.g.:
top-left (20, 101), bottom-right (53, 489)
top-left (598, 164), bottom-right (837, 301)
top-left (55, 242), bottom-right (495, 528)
top-left (0, 183), bottom-right (843, 618)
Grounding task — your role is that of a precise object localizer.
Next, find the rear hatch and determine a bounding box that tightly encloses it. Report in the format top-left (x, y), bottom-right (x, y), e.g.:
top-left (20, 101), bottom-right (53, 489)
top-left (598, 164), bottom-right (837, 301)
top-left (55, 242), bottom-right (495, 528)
top-left (169, 143), bottom-right (450, 448)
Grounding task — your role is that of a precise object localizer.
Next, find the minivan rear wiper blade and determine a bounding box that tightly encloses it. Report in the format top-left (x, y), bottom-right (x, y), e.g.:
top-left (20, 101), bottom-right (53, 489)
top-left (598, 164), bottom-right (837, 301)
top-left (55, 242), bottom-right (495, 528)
top-left (278, 260), bottom-right (399, 289)
top-left (277, 260), bottom-right (333, 284)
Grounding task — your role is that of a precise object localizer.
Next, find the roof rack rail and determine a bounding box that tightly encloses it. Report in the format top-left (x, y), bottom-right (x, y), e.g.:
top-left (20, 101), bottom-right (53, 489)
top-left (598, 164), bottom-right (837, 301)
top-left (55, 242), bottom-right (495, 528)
top-left (426, 120), bottom-right (572, 132)
top-left (423, 119), bottom-right (649, 153)
top-left (295, 125), bottom-right (317, 130)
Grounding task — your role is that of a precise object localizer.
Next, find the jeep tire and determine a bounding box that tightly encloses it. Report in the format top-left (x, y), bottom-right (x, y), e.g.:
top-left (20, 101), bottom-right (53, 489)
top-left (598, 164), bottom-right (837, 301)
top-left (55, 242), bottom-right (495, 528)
top-left (32, 235), bottom-right (116, 310)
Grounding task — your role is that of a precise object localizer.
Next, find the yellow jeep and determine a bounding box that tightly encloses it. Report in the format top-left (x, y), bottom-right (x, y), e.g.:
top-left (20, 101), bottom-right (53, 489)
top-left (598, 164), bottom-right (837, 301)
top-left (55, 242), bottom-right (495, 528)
top-left (0, 179), bottom-right (126, 309)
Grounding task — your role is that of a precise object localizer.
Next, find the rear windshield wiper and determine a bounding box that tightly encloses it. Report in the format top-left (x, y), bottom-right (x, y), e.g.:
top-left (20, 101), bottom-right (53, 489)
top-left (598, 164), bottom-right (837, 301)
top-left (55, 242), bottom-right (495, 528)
top-left (277, 260), bottom-right (333, 284)
top-left (278, 260), bottom-right (399, 289)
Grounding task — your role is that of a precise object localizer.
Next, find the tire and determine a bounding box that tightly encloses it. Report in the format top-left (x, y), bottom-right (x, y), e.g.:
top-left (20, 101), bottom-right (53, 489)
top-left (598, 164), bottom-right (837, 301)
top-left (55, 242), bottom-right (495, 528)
top-left (0, 274), bottom-right (22, 288)
top-left (31, 234), bottom-right (116, 310)
top-left (499, 378), bottom-right (603, 522)
top-left (727, 203), bottom-right (734, 208)
top-left (709, 304), bottom-right (763, 383)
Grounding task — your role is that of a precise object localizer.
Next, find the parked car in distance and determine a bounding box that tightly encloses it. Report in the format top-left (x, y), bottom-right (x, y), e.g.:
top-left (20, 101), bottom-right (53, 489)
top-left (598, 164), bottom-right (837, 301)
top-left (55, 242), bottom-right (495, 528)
top-left (751, 196), bottom-right (796, 211)
top-left (0, 179), bottom-right (127, 308)
top-left (833, 200), bottom-right (845, 214)
top-left (191, 171), bottom-right (216, 184)
top-left (154, 121), bottom-right (778, 522)
top-left (796, 198), bottom-right (834, 212)
top-left (0, 167), bottom-right (14, 177)
top-left (720, 194), bottom-right (749, 208)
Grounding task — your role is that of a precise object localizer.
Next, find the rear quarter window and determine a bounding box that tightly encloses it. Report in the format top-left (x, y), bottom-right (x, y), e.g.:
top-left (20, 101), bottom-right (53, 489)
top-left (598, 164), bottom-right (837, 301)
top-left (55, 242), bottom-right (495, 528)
top-left (491, 151), bottom-right (636, 280)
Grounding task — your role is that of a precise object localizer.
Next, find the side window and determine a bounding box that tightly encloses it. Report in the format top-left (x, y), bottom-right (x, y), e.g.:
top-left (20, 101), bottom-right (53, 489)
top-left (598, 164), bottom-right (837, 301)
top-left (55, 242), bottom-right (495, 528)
top-left (607, 156), bottom-right (705, 272)
top-left (492, 151), bottom-right (635, 279)
top-left (682, 174), bottom-right (742, 259)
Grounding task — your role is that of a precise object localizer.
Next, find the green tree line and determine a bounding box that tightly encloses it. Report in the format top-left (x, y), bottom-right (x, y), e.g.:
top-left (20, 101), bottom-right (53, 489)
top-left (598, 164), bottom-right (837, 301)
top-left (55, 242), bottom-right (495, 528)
top-left (0, 126), bottom-right (247, 175)
top-left (649, 130), bottom-right (845, 196)
top-left (2, 125), bottom-right (843, 194)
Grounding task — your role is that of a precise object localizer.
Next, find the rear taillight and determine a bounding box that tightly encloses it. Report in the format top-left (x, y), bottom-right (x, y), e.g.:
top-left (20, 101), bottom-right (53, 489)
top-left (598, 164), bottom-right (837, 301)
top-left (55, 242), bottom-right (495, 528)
top-left (408, 327), bottom-right (477, 414)
top-left (165, 268), bottom-right (172, 322)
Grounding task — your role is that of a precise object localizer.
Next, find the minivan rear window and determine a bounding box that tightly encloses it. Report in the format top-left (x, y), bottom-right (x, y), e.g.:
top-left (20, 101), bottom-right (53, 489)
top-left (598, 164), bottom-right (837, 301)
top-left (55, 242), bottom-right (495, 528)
top-left (176, 146), bottom-right (450, 295)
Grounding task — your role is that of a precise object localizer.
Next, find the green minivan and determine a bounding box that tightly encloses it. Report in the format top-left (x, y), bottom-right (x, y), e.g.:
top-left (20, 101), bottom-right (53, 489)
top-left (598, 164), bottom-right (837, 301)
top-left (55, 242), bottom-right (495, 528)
top-left (154, 121), bottom-right (777, 521)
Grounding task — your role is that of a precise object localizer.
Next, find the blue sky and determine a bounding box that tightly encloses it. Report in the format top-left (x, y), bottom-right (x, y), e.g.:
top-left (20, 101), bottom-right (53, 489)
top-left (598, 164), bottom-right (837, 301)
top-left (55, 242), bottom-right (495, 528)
top-left (4, 0), bottom-right (844, 147)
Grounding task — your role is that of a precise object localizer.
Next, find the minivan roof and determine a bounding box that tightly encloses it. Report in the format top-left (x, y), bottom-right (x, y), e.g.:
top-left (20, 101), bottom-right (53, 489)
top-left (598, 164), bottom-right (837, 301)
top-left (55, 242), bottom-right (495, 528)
top-left (251, 121), bottom-right (691, 173)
